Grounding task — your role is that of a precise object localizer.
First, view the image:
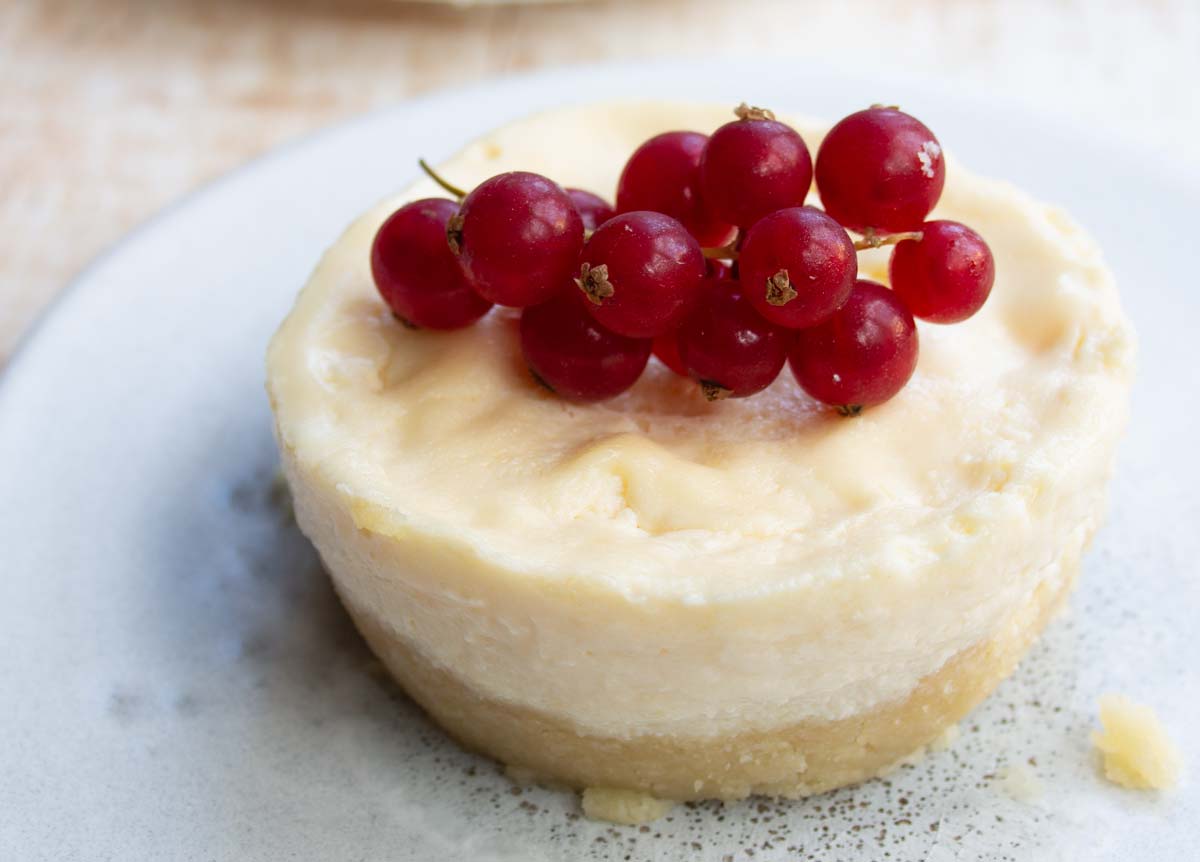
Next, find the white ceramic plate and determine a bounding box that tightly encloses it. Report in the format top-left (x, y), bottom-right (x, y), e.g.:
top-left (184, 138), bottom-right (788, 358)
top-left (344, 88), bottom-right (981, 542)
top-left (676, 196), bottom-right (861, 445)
top-left (1, 61), bottom-right (1196, 861)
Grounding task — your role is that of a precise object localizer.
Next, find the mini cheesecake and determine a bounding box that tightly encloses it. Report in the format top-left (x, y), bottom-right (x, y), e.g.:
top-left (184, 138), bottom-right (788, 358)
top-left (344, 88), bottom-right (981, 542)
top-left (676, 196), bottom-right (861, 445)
top-left (266, 103), bottom-right (1134, 804)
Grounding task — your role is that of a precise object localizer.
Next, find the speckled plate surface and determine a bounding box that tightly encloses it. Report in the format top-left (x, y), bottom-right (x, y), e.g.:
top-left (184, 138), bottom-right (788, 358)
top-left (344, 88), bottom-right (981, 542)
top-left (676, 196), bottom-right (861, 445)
top-left (1, 61), bottom-right (1196, 861)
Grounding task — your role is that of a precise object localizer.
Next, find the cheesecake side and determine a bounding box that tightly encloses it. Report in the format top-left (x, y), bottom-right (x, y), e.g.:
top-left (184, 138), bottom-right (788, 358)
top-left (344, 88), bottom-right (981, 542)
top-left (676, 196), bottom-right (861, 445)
top-left (266, 102), bottom-right (1135, 805)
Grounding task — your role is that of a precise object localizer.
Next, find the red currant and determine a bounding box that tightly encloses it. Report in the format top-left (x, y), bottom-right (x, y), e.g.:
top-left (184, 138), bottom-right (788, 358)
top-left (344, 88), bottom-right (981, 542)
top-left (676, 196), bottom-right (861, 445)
top-left (789, 280), bottom-right (919, 412)
top-left (705, 258), bottom-right (733, 280)
top-left (652, 332), bottom-right (688, 376)
top-left (739, 207), bottom-right (857, 329)
top-left (889, 220), bottom-right (994, 323)
top-left (451, 171), bottom-right (583, 307)
top-left (678, 278), bottom-right (792, 399)
top-left (700, 107), bottom-right (813, 228)
top-left (566, 187), bottom-right (615, 232)
top-left (576, 211), bottom-right (706, 338)
top-left (815, 107), bottom-right (945, 233)
top-left (520, 291), bottom-right (651, 402)
top-left (616, 131), bottom-right (736, 247)
top-left (371, 199), bottom-right (493, 329)
top-left (652, 258), bottom-right (734, 377)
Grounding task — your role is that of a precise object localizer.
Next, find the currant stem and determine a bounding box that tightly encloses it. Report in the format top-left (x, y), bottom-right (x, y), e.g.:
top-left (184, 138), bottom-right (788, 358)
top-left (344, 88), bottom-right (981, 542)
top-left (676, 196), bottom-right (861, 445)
top-left (702, 242), bottom-right (740, 260)
top-left (852, 229), bottom-right (923, 251)
top-left (706, 227), bottom-right (921, 261)
top-left (418, 158), bottom-right (468, 201)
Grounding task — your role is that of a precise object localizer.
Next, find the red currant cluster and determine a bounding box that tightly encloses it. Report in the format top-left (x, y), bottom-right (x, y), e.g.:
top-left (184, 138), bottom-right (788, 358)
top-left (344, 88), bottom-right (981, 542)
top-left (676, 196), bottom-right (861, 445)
top-left (371, 104), bottom-right (995, 413)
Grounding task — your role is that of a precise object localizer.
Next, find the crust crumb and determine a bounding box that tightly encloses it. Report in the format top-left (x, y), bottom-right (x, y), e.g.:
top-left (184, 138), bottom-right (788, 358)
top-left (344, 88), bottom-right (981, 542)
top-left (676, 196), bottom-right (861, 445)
top-left (1092, 694), bottom-right (1180, 790)
top-left (581, 787), bottom-right (675, 825)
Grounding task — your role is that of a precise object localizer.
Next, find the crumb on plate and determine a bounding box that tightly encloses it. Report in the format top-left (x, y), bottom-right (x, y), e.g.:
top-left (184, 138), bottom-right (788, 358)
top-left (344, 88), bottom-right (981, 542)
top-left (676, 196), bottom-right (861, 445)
top-left (1091, 693), bottom-right (1180, 790)
top-left (581, 787), bottom-right (675, 825)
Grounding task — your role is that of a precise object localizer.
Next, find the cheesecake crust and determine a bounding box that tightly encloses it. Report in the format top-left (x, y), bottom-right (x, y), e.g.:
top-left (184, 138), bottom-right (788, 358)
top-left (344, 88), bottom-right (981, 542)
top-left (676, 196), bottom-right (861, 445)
top-left (336, 542), bottom-right (1083, 802)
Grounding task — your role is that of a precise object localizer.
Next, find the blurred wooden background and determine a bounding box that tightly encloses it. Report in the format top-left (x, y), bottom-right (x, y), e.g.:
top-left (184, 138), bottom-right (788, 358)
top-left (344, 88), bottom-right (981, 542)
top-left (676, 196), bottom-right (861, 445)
top-left (2, 0), bottom-right (1198, 364)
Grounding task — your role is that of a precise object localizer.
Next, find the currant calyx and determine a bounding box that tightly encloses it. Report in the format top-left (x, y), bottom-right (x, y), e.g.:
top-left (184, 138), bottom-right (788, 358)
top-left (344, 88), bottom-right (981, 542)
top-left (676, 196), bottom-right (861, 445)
top-left (739, 206), bottom-right (857, 329)
top-left (577, 262), bottom-right (614, 305)
top-left (575, 211), bottom-right (706, 338)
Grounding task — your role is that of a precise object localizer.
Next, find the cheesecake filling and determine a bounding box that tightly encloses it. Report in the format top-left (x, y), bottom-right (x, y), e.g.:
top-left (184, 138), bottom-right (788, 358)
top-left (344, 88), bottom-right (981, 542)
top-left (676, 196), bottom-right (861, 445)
top-left (268, 103), bottom-right (1134, 740)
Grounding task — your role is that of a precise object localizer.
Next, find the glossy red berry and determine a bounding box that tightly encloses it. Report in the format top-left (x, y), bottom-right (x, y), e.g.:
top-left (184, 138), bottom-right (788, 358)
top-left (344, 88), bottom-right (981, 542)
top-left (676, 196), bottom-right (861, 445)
top-left (889, 220), bottom-right (994, 323)
top-left (652, 332), bottom-right (688, 376)
top-left (451, 171), bottom-right (583, 307)
top-left (566, 188), bottom-right (615, 232)
top-left (616, 131), bottom-right (736, 247)
top-left (576, 211), bottom-right (706, 338)
top-left (652, 258), bottom-right (734, 377)
top-left (815, 107), bottom-right (945, 233)
top-left (678, 279), bottom-right (792, 399)
top-left (739, 207), bottom-right (857, 329)
top-left (705, 258), bottom-right (733, 280)
top-left (520, 291), bottom-right (651, 402)
top-left (789, 280), bottom-right (919, 412)
top-left (371, 198), bottom-right (493, 329)
top-left (700, 108), bottom-right (813, 228)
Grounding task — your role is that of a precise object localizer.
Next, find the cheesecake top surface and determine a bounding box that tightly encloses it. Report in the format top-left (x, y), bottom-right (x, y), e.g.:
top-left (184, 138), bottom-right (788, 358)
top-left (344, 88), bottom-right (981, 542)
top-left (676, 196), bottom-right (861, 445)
top-left (267, 102), bottom-right (1134, 604)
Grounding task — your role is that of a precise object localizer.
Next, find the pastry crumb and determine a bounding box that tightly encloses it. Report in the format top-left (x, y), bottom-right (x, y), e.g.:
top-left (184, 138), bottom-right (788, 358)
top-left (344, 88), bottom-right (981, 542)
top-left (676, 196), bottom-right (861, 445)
top-left (581, 787), bottom-right (675, 825)
top-left (1092, 693), bottom-right (1180, 790)
top-left (996, 763), bottom-right (1043, 802)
